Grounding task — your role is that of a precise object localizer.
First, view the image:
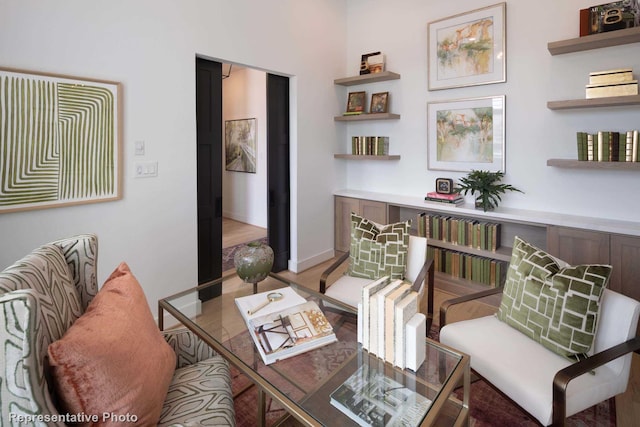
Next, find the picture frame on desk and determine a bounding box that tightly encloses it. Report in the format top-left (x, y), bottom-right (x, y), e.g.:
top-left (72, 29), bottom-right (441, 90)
top-left (427, 2), bottom-right (506, 90)
top-left (427, 95), bottom-right (505, 172)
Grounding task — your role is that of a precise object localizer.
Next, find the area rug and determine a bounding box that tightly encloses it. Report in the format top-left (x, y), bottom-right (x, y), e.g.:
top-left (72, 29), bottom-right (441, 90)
top-left (223, 237), bottom-right (269, 272)
top-left (232, 325), bottom-right (616, 426)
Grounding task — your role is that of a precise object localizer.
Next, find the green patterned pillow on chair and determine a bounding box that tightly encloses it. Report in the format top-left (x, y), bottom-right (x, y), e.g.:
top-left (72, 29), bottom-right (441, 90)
top-left (347, 213), bottom-right (410, 280)
top-left (497, 236), bottom-right (611, 360)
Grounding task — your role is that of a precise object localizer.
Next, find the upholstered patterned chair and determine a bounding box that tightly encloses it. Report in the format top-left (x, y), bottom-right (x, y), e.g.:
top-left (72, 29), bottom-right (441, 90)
top-left (0, 234), bottom-right (235, 426)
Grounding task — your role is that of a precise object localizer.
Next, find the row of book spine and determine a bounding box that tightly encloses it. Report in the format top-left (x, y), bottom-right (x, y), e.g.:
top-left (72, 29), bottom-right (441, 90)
top-left (351, 136), bottom-right (389, 155)
top-left (576, 130), bottom-right (640, 162)
top-left (358, 277), bottom-right (426, 371)
top-left (427, 246), bottom-right (507, 288)
top-left (416, 213), bottom-right (501, 251)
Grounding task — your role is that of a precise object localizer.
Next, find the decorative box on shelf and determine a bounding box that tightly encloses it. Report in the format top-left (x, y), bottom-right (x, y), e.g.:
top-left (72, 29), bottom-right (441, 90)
top-left (586, 68), bottom-right (638, 98)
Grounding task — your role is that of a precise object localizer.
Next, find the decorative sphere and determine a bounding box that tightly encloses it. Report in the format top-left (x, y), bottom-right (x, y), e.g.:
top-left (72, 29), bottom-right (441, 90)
top-left (234, 241), bottom-right (274, 284)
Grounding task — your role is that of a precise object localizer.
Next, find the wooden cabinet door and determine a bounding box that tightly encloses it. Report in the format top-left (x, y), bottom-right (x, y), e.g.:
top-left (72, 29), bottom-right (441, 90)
top-left (334, 196), bottom-right (360, 252)
top-left (610, 235), bottom-right (640, 301)
top-left (546, 225), bottom-right (610, 265)
top-left (334, 197), bottom-right (388, 252)
top-left (360, 199), bottom-right (387, 226)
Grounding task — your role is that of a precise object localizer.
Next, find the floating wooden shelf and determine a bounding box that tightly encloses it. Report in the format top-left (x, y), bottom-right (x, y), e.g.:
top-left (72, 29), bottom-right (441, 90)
top-left (334, 154), bottom-right (400, 160)
top-left (547, 95), bottom-right (640, 110)
top-left (547, 159), bottom-right (640, 169)
top-left (334, 113), bottom-right (400, 121)
top-left (548, 27), bottom-right (640, 55)
top-left (333, 71), bottom-right (401, 86)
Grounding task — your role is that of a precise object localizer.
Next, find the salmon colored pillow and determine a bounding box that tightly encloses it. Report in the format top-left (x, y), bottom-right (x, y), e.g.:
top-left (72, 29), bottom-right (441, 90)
top-left (48, 262), bottom-right (176, 426)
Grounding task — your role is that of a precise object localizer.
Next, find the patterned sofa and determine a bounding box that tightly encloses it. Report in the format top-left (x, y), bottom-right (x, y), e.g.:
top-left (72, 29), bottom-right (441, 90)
top-left (0, 234), bottom-right (235, 426)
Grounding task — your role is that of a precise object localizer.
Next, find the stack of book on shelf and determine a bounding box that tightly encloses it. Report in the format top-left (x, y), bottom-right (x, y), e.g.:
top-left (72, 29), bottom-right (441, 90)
top-left (235, 287), bottom-right (337, 365)
top-left (576, 130), bottom-right (639, 161)
top-left (416, 213), bottom-right (501, 251)
top-left (424, 191), bottom-right (464, 205)
top-left (579, 2), bottom-right (640, 36)
top-left (357, 276), bottom-right (426, 372)
top-left (352, 136), bottom-right (390, 156)
top-left (585, 68), bottom-right (638, 99)
top-left (330, 360), bottom-right (432, 426)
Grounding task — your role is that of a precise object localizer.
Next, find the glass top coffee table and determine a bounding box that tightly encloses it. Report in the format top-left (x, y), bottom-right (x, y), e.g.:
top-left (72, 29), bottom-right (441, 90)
top-left (158, 272), bottom-right (469, 426)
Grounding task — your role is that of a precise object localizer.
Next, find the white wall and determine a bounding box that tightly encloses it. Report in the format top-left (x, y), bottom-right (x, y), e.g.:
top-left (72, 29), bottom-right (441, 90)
top-left (343, 0), bottom-right (640, 222)
top-left (222, 67), bottom-right (268, 228)
top-left (0, 0), bottom-right (347, 309)
top-left (2, 0), bottom-right (639, 311)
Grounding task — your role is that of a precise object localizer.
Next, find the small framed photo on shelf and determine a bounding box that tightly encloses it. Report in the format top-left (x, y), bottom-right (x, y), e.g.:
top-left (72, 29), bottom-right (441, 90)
top-left (370, 92), bottom-right (389, 114)
top-left (346, 91), bottom-right (366, 114)
top-left (427, 95), bottom-right (505, 172)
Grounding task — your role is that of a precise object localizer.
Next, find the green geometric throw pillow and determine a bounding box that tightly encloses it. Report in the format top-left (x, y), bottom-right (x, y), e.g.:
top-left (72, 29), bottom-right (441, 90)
top-left (497, 236), bottom-right (611, 360)
top-left (347, 213), bottom-right (410, 280)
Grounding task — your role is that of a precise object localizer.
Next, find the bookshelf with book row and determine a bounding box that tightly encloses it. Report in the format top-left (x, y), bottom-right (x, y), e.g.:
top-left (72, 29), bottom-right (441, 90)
top-left (576, 130), bottom-right (640, 161)
top-left (351, 136), bottom-right (390, 156)
top-left (416, 212), bottom-right (509, 288)
top-left (427, 246), bottom-right (507, 288)
top-left (416, 213), bottom-right (502, 252)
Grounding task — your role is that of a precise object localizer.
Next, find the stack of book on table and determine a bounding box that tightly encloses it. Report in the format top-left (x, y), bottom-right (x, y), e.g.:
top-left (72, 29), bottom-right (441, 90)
top-left (585, 68), bottom-right (638, 99)
top-left (357, 276), bottom-right (426, 372)
top-left (424, 191), bottom-right (463, 205)
top-left (235, 287), bottom-right (337, 365)
top-left (330, 360), bottom-right (432, 426)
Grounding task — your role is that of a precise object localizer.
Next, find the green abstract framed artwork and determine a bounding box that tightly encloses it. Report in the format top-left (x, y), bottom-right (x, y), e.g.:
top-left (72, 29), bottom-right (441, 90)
top-left (428, 2), bottom-right (506, 90)
top-left (0, 68), bottom-right (122, 213)
top-left (427, 95), bottom-right (505, 172)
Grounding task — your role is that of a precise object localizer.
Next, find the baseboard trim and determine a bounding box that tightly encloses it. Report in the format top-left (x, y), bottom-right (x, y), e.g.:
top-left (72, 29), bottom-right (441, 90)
top-left (160, 298), bottom-right (202, 329)
top-left (288, 248), bottom-right (335, 273)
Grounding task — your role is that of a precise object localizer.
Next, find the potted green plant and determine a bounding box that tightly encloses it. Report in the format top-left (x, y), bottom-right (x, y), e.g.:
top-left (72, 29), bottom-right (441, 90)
top-left (455, 170), bottom-right (523, 212)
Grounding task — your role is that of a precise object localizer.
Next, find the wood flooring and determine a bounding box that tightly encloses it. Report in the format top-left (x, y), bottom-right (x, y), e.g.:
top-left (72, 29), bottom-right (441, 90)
top-left (222, 219), bottom-right (640, 426)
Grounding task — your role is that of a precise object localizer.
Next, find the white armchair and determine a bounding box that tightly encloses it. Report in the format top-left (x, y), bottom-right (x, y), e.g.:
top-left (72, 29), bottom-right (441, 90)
top-left (320, 235), bottom-right (435, 332)
top-left (439, 238), bottom-right (640, 427)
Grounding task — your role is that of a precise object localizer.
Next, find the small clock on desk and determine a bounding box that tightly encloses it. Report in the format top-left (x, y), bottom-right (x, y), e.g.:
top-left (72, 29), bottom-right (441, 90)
top-left (435, 178), bottom-right (454, 194)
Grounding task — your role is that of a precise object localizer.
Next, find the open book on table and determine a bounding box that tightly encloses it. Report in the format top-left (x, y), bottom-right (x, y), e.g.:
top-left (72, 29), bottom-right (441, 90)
top-left (235, 288), bottom-right (337, 365)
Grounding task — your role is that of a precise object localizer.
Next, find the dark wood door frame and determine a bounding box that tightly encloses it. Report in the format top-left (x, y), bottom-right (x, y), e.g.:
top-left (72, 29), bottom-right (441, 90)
top-left (267, 73), bottom-right (291, 272)
top-left (196, 58), bottom-right (223, 300)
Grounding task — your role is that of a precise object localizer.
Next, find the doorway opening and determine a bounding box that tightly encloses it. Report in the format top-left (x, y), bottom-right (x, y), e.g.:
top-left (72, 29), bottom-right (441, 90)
top-left (196, 57), bottom-right (290, 292)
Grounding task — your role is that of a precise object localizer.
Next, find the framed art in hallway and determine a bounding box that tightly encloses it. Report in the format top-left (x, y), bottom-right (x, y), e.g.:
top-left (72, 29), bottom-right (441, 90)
top-left (0, 68), bottom-right (122, 213)
top-left (428, 2), bottom-right (506, 90)
top-left (427, 95), bottom-right (505, 172)
top-left (225, 118), bottom-right (257, 173)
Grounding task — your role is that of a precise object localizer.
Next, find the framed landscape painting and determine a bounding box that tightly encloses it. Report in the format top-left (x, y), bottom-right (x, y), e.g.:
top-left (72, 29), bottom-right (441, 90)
top-left (225, 118), bottom-right (257, 173)
top-left (427, 96), bottom-right (505, 172)
top-left (428, 2), bottom-right (506, 90)
top-left (0, 68), bottom-right (122, 213)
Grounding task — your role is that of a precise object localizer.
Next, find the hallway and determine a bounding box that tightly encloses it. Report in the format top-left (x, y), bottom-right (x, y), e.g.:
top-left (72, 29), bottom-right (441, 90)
top-left (222, 218), bottom-right (267, 249)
